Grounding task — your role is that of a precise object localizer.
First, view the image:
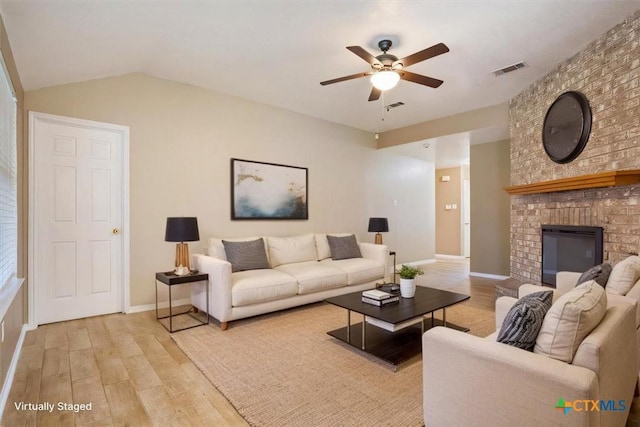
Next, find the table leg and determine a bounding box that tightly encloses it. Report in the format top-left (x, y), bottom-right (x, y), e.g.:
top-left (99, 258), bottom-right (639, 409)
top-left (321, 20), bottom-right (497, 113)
top-left (362, 314), bottom-right (366, 350)
top-left (155, 280), bottom-right (159, 320)
top-left (169, 285), bottom-right (173, 333)
top-left (442, 308), bottom-right (447, 327)
top-left (205, 278), bottom-right (210, 325)
top-left (347, 310), bottom-right (351, 342)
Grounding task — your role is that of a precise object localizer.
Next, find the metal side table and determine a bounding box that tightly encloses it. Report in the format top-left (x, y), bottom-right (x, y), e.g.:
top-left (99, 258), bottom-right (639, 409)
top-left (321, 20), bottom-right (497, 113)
top-left (155, 271), bottom-right (209, 332)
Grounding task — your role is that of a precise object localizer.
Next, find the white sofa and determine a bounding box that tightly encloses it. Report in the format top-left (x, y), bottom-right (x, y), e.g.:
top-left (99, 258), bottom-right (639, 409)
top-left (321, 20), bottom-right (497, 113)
top-left (423, 290), bottom-right (637, 426)
top-left (191, 233), bottom-right (388, 330)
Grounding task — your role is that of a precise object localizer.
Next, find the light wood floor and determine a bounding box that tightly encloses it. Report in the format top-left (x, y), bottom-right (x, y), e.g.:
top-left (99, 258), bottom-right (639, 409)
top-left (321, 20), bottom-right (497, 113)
top-left (1, 310), bottom-right (249, 426)
top-left (416, 257), bottom-right (497, 311)
top-left (1, 259), bottom-right (495, 426)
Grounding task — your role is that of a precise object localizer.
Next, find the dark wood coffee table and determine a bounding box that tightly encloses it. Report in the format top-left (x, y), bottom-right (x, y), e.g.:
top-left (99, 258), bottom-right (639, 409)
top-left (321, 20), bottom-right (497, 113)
top-left (324, 286), bottom-right (470, 369)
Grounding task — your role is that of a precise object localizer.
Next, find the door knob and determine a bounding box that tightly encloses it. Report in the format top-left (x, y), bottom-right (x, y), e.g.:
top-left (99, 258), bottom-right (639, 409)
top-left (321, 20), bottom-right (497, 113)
top-left (113, 228), bottom-right (120, 234)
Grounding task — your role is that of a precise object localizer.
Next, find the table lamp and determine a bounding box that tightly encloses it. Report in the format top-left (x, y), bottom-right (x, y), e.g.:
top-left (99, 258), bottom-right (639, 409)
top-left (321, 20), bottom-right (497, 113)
top-left (368, 217), bottom-right (389, 245)
top-left (165, 217), bottom-right (200, 276)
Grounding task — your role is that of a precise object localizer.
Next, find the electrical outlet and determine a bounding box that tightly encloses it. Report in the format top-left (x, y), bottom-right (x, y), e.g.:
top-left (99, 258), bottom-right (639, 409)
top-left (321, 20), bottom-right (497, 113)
top-left (452, 204), bottom-right (457, 209)
top-left (393, 200), bottom-right (398, 207)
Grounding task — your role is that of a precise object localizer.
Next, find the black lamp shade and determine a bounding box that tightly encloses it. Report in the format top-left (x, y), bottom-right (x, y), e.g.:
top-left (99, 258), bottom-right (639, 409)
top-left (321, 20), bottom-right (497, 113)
top-left (368, 217), bottom-right (389, 233)
top-left (165, 217), bottom-right (200, 242)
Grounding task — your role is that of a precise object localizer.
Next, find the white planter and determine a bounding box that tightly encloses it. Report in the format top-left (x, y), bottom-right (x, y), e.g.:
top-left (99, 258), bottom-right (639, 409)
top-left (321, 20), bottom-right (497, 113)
top-left (400, 278), bottom-right (416, 298)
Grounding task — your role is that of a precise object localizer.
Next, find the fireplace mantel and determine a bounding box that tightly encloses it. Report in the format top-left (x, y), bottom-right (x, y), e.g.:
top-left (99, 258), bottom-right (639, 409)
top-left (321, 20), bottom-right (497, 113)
top-left (505, 170), bottom-right (640, 195)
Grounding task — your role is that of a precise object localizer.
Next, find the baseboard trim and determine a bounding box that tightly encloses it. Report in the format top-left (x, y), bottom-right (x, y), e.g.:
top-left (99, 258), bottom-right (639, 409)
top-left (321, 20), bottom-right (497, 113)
top-left (435, 254), bottom-right (467, 260)
top-left (128, 297), bottom-right (192, 314)
top-left (403, 258), bottom-right (436, 267)
top-left (469, 272), bottom-right (510, 280)
top-left (0, 324), bottom-right (28, 419)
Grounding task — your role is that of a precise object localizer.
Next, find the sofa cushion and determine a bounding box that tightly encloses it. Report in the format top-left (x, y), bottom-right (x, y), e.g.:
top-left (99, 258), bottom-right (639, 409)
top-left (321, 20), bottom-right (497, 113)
top-left (607, 256), bottom-right (640, 296)
top-left (534, 280), bottom-right (607, 363)
top-left (275, 261), bottom-right (347, 294)
top-left (315, 233), bottom-right (352, 260)
top-left (322, 258), bottom-right (384, 285)
top-left (576, 262), bottom-right (612, 288)
top-left (267, 234), bottom-right (317, 267)
top-left (497, 291), bottom-right (553, 351)
top-left (223, 238), bottom-right (270, 273)
top-left (327, 234), bottom-right (362, 260)
top-left (231, 269), bottom-right (298, 307)
top-left (209, 236), bottom-right (266, 261)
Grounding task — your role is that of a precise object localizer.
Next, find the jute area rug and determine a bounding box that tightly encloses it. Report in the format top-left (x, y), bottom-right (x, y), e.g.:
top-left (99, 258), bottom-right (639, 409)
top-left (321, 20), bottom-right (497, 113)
top-left (172, 300), bottom-right (494, 427)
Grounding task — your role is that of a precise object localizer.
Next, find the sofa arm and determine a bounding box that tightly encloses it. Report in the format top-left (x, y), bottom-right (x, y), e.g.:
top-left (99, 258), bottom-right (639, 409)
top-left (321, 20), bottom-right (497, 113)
top-left (423, 327), bottom-right (598, 427)
top-left (358, 243), bottom-right (396, 282)
top-left (359, 243), bottom-right (389, 278)
top-left (191, 253), bottom-right (232, 323)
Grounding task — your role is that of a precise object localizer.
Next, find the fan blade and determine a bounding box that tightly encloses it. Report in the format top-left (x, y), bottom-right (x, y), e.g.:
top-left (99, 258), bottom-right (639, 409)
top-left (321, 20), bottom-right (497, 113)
top-left (320, 71), bottom-right (372, 86)
top-left (347, 46), bottom-right (382, 66)
top-left (368, 87), bottom-right (381, 102)
top-left (399, 70), bottom-right (443, 88)
top-left (393, 43), bottom-right (449, 68)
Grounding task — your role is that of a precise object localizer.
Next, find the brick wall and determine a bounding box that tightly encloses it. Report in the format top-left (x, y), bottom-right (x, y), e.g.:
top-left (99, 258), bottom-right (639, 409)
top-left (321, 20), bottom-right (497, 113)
top-left (509, 10), bottom-right (640, 282)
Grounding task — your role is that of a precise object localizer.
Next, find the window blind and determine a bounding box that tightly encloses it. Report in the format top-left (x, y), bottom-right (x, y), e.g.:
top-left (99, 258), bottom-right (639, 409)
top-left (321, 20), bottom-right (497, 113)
top-left (0, 56), bottom-right (17, 290)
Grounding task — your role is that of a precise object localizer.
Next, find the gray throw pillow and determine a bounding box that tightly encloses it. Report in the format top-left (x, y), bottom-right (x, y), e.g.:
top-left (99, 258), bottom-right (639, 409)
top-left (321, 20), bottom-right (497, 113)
top-left (326, 234), bottom-right (362, 260)
top-left (576, 263), bottom-right (612, 288)
top-left (222, 238), bottom-right (270, 272)
top-left (497, 290), bottom-right (553, 351)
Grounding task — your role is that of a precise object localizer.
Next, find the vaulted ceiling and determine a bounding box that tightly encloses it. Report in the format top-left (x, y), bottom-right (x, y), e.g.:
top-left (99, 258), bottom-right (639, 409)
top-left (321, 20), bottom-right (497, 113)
top-left (1, 0), bottom-right (638, 136)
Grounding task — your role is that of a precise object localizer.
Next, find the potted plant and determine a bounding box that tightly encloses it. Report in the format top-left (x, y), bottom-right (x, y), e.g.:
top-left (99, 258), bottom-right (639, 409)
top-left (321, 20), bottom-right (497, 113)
top-left (397, 264), bottom-right (424, 298)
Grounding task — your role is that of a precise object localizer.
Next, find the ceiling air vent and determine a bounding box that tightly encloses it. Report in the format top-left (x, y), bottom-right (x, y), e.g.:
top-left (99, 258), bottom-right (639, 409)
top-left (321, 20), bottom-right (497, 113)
top-left (493, 62), bottom-right (527, 76)
top-left (385, 101), bottom-right (405, 111)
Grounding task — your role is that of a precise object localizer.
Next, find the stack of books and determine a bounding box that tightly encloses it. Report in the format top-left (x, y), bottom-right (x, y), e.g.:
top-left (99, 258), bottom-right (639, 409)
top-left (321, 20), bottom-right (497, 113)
top-left (377, 283), bottom-right (400, 294)
top-left (362, 289), bottom-right (400, 306)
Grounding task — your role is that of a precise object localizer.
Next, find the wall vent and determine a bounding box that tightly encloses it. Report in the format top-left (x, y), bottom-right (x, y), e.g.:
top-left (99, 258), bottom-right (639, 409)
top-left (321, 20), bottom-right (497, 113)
top-left (493, 62), bottom-right (527, 76)
top-left (385, 101), bottom-right (405, 111)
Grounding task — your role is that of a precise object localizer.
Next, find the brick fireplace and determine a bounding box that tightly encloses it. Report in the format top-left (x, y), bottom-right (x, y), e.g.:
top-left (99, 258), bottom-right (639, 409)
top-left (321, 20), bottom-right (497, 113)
top-left (510, 186), bottom-right (640, 282)
top-left (508, 10), bottom-right (640, 283)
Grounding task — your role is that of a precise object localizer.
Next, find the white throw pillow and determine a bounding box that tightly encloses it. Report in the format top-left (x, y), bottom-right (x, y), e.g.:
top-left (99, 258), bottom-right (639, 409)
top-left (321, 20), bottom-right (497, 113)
top-left (534, 280), bottom-right (607, 363)
top-left (315, 233), bottom-right (353, 260)
top-left (606, 256), bottom-right (640, 296)
top-left (267, 234), bottom-right (317, 267)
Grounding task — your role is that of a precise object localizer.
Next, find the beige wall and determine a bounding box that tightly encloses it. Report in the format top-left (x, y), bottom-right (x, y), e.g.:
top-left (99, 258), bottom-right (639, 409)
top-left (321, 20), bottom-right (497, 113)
top-left (0, 11), bottom-right (25, 403)
top-left (435, 166), bottom-right (462, 255)
top-left (470, 140), bottom-right (510, 276)
top-left (25, 73), bottom-right (436, 306)
top-left (367, 153), bottom-right (436, 263)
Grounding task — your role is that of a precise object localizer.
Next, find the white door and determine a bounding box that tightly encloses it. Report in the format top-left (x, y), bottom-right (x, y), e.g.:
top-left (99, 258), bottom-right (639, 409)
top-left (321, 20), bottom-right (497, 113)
top-left (30, 112), bottom-right (129, 325)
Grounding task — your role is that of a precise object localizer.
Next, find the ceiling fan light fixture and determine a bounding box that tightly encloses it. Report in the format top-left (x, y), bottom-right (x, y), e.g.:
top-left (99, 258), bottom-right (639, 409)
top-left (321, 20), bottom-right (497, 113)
top-left (371, 70), bottom-right (400, 91)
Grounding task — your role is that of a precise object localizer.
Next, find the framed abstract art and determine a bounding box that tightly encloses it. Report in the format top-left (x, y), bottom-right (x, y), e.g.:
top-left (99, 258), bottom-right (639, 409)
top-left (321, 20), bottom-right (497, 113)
top-left (231, 158), bottom-right (308, 220)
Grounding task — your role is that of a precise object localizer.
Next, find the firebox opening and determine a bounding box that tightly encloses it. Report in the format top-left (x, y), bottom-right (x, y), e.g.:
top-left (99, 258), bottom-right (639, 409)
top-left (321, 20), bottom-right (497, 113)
top-left (541, 225), bottom-right (604, 287)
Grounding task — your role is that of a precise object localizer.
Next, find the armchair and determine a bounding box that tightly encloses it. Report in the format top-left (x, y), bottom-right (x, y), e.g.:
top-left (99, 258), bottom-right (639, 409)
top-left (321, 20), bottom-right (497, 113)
top-left (422, 298), bottom-right (637, 426)
top-left (508, 258), bottom-right (640, 376)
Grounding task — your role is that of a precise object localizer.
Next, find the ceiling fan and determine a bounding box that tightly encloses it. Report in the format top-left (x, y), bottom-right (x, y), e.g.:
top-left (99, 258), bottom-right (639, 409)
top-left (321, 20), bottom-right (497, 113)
top-left (320, 39), bottom-right (449, 101)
